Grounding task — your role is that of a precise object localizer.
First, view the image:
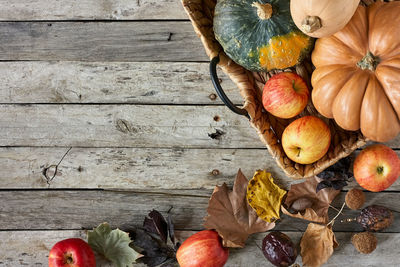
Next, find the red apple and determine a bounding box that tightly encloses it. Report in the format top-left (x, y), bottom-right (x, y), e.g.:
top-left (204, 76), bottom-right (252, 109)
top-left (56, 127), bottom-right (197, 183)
top-left (354, 144), bottom-right (400, 192)
top-left (48, 238), bottom-right (96, 267)
top-left (262, 72), bottom-right (309, 119)
top-left (282, 116), bottom-right (331, 164)
top-left (176, 230), bottom-right (229, 267)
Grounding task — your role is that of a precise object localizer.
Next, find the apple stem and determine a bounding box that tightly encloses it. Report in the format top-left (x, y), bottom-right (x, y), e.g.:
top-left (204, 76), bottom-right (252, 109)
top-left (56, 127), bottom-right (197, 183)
top-left (64, 253), bottom-right (74, 265)
top-left (296, 147), bottom-right (301, 157)
top-left (292, 80), bottom-right (297, 92)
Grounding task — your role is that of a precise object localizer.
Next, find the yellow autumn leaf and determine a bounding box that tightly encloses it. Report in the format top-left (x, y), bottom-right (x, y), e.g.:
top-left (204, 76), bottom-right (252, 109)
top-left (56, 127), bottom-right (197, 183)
top-left (246, 170), bottom-right (287, 222)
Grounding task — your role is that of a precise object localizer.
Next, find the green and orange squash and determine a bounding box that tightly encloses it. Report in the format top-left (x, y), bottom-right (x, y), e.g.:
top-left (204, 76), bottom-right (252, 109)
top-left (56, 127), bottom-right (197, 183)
top-left (214, 0), bottom-right (313, 72)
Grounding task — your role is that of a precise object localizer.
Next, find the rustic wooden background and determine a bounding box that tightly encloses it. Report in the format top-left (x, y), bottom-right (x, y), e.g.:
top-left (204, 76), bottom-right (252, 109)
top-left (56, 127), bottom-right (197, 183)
top-left (0, 0), bottom-right (400, 266)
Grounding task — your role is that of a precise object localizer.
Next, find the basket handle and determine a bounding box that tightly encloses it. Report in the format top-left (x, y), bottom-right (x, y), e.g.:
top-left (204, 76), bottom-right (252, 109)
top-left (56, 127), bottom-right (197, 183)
top-left (210, 56), bottom-right (250, 119)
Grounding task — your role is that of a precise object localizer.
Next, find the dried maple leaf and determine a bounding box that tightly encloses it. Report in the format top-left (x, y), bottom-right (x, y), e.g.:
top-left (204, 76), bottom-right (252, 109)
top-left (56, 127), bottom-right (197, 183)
top-left (281, 176), bottom-right (340, 224)
top-left (300, 223), bottom-right (338, 267)
top-left (204, 169), bottom-right (275, 248)
top-left (246, 170), bottom-right (287, 222)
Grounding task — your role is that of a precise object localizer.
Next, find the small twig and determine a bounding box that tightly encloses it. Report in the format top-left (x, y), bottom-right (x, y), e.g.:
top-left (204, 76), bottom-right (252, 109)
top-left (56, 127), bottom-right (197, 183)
top-left (57, 147), bottom-right (72, 166)
top-left (43, 147), bottom-right (72, 186)
top-left (329, 204), bottom-right (344, 215)
top-left (167, 206), bottom-right (174, 213)
top-left (327, 202), bottom-right (346, 226)
top-left (329, 205), bottom-right (340, 212)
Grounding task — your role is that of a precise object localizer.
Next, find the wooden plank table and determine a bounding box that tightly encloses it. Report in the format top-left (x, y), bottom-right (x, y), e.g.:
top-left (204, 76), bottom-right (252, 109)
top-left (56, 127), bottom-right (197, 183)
top-left (0, 1), bottom-right (399, 266)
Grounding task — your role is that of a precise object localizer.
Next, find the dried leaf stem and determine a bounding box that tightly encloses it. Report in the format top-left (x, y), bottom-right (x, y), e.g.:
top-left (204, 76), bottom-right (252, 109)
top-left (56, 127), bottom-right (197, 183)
top-left (327, 202), bottom-right (346, 226)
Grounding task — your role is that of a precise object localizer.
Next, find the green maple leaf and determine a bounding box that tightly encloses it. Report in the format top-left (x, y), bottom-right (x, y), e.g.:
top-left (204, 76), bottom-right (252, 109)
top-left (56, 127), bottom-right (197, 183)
top-left (88, 223), bottom-right (140, 267)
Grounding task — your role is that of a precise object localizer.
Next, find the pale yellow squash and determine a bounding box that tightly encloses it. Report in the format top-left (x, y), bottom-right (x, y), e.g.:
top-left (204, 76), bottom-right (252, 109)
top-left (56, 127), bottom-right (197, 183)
top-left (290, 0), bottom-right (359, 38)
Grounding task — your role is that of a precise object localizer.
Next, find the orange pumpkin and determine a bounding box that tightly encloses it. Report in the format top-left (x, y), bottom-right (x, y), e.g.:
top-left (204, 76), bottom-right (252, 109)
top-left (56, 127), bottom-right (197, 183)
top-left (311, 1), bottom-right (400, 142)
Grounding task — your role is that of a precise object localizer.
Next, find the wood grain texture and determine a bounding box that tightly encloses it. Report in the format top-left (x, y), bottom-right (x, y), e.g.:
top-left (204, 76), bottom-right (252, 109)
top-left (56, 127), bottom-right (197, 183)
top-left (0, 104), bottom-right (260, 148)
top-left (1, 230), bottom-right (400, 267)
top-left (0, 147), bottom-right (285, 190)
top-left (0, 0), bottom-right (186, 20)
top-left (0, 22), bottom-right (206, 62)
top-left (1, 147), bottom-right (400, 190)
top-left (0, 104), bottom-right (399, 148)
top-left (0, 190), bottom-right (399, 232)
top-left (0, 61), bottom-right (239, 104)
top-left (0, 1), bottom-right (398, 266)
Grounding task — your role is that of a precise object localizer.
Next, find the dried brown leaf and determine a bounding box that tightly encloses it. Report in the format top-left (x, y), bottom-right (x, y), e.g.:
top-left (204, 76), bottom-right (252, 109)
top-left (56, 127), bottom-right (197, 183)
top-left (281, 176), bottom-right (340, 223)
top-left (300, 223), bottom-right (338, 267)
top-left (204, 169), bottom-right (275, 248)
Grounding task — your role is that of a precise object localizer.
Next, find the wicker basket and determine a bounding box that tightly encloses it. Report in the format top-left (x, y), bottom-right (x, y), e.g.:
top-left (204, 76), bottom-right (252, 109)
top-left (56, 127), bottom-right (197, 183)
top-left (181, 0), bottom-right (372, 179)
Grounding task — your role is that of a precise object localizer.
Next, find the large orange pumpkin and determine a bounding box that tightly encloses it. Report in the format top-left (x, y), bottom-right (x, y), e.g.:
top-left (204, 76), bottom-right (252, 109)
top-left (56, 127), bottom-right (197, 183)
top-left (311, 1), bottom-right (400, 142)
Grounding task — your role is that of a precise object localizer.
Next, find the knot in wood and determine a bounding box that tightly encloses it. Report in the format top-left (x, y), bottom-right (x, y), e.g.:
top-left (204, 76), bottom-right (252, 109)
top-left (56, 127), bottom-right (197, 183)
top-left (116, 119), bottom-right (132, 133)
top-left (212, 169), bottom-right (220, 176)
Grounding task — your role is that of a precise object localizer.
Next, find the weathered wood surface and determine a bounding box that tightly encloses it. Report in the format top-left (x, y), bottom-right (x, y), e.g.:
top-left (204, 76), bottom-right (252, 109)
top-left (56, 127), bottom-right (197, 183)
top-left (1, 2), bottom-right (399, 266)
top-left (1, 104), bottom-right (399, 148)
top-left (0, 61), bottom-right (239, 104)
top-left (0, 22), bottom-right (206, 62)
top-left (1, 230), bottom-right (399, 267)
top-left (1, 147), bottom-right (400, 190)
top-left (0, 0), bottom-right (186, 21)
top-left (0, 147), bottom-right (281, 189)
top-left (1, 190), bottom-right (399, 232)
top-left (0, 104), bottom-right (260, 148)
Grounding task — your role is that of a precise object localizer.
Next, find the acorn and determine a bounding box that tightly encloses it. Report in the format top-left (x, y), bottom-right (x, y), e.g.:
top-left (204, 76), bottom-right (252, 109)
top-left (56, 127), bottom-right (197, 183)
top-left (345, 188), bottom-right (365, 210)
top-left (351, 232), bottom-right (377, 254)
top-left (357, 205), bottom-right (394, 231)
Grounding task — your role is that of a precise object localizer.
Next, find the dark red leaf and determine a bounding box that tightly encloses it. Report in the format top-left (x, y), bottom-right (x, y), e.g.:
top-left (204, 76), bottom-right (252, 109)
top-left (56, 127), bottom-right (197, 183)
top-left (167, 213), bottom-right (175, 246)
top-left (316, 181), bottom-right (332, 193)
top-left (139, 256), bottom-right (168, 267)
top-left (143, 210), bottom-right (168, 243)
top-left (131, 229), bottom-right (166, 259)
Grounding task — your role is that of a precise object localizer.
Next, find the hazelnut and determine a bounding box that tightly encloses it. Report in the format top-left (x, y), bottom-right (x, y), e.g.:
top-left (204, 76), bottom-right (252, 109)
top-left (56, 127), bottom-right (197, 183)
top-left (351, 232), bottom-right (377, 254)
top-left (345, 188), bottom-right (365, 210)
